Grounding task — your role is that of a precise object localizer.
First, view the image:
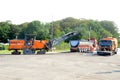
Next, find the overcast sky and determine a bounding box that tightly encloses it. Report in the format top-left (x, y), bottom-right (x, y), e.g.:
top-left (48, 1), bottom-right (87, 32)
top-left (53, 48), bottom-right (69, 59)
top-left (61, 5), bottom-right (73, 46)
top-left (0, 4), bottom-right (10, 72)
top-left (0, 0), bottom-right (120, 29)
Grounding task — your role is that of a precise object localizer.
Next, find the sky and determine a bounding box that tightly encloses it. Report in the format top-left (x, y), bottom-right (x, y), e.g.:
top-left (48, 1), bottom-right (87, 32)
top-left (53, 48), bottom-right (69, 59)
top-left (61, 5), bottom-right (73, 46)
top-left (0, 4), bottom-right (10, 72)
top-left (0, 0), bottom-right (120, 29)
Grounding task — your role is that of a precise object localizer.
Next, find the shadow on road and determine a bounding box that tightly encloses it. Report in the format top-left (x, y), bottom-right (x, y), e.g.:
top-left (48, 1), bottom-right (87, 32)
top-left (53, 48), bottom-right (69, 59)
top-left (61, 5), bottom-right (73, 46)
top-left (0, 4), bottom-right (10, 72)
top-left (95, 70), bottom-right (120, 74)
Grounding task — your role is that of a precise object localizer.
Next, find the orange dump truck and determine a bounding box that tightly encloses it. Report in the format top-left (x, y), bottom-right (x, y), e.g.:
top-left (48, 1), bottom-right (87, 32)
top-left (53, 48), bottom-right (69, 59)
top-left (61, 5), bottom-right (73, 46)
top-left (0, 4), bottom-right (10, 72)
top-left (97, 37), bottom-right (118, 55)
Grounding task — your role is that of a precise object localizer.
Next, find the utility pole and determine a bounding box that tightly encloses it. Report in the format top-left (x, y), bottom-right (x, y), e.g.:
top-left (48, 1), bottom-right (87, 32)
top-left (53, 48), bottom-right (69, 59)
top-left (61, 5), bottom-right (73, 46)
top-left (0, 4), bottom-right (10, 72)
top-left (88, 26), bottom-right (91, 41)
top-left (51, 16), bottom-right (54, 40)
top-left (88, 25), bottom-right (91, 53)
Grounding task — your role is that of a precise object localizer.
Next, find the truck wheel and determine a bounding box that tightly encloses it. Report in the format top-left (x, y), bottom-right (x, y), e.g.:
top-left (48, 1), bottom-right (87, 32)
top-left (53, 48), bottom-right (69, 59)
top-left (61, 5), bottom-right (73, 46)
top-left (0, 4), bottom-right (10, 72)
top-left (23, 49), bottom-right (35, 55)
top-left (115, 51), bottom-right (117, 54)
top-left (110, 52), bottom-right (114, 56)
top-left (19, 52), bottom-right (21, 55)
top-left (37, 50), bottom-right (46, 54)
top-left (70, 49), bottom-right (73, 52)
top-left (77, 48), bottom-right (81, 52)
top-left (114, 48), bottom-right (118, 54)
top-left (11, 51), bottom-right (21, 55)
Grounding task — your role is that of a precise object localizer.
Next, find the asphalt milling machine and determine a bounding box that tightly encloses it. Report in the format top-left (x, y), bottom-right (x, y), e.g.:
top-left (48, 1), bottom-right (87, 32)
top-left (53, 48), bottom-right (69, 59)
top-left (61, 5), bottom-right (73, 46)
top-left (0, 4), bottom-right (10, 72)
top-left (8, 31), bottom-right (78, 55)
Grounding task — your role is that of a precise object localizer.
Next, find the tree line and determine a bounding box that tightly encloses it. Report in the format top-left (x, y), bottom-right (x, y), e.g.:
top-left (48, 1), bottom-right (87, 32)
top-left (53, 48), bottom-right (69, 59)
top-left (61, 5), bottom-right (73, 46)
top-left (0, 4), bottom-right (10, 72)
top-left (0, 17), bottom-right (119, 43)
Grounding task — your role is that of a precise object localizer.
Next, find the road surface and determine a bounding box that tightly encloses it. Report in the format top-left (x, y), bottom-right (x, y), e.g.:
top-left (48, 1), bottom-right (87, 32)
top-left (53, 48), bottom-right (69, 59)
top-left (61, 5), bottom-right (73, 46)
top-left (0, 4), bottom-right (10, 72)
top-left (0, 52), bottom-right (120, 80)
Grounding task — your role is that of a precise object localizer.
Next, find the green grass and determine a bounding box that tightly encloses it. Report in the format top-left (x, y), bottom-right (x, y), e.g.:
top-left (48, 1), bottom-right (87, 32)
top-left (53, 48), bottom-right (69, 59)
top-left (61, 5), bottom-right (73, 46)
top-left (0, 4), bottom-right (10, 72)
top-left (4, 45), bottom-right (9, 50)
top-left (55, 41), bottom-right (70, 50)
top-left (0, 44), bottom-right (11, 54)
top-left (52, 49), bottom-right (70, 52)
top-left (0, 50), bottom-right (11, 54)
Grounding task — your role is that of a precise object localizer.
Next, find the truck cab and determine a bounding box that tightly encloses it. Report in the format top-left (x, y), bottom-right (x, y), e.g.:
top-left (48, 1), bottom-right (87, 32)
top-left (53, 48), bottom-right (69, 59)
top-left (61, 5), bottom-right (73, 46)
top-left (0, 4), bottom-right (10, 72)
top-left (97, 37), bottom-right (118, 55)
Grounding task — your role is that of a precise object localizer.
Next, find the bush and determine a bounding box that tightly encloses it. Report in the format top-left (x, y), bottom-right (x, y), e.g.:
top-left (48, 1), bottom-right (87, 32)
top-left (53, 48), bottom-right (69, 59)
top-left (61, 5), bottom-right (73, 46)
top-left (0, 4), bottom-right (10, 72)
top-left (55, 41), bottom-right (70, 50)
top-left (4, 45), bottom-right (9, 50)
top-left (0, 44), bottom-right (4, 50)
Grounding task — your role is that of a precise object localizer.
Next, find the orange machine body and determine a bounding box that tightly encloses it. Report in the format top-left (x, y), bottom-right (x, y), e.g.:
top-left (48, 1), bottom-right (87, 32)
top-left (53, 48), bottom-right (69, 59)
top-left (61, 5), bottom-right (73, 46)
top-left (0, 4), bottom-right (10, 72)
top-left (9, 39), bottom-right (49, 50)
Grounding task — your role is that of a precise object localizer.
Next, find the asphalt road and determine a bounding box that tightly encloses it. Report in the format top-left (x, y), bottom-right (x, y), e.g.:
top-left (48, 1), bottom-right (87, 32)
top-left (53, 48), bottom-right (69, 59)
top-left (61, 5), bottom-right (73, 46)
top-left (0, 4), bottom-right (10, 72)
top-left (0, 52), bottom-right (120, 80)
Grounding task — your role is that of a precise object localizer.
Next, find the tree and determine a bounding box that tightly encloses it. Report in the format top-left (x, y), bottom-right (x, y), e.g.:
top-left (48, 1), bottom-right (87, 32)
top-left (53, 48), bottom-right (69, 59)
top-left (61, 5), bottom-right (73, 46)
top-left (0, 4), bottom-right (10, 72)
top-left (0, 22), bottom-right (10, 42)
top-left (100, 21), bottom-right (119, 38)
top-left (0, 17), bottom-right (119, 43)
top-left (18, 22), bottom-right (29, 39)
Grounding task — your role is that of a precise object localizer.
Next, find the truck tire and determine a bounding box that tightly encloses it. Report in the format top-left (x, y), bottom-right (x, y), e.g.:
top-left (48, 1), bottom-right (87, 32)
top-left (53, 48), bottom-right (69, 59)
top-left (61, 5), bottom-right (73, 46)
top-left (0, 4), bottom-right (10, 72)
top-left (23, 49), bottom-right (35, 55)
top-left (37, 50), bottom-right (46, 54)
top-left (110, 52), bottom-right (113, 56)
top-left (70, 49), bottom-right (74, 52)
top-left (114, 48), bottom-right (118, 54)
top-left (11, 51), bottom-right (21, 55)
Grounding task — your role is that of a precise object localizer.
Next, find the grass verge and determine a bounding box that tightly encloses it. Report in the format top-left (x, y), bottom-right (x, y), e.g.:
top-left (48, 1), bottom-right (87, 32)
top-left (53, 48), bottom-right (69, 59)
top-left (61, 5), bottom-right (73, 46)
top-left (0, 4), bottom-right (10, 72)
top-left (0, 50), bottom-right (11, 54)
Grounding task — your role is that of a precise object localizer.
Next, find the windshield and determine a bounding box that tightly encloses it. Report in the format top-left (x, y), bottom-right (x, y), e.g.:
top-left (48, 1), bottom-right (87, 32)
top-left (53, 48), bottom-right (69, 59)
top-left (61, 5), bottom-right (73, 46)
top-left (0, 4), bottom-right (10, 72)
top-left (99, 40), bottom-right (112, 46)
